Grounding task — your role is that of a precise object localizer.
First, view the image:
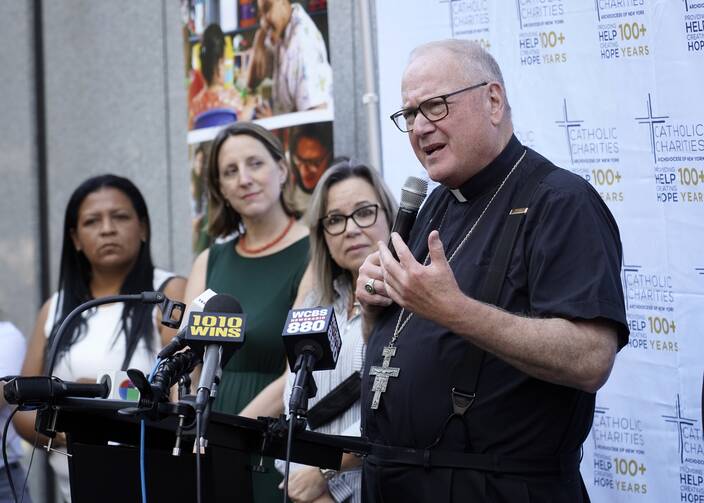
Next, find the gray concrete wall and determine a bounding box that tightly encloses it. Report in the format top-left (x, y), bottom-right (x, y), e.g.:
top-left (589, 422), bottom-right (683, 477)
top-left (329, 0), bottom-right (381, 170)
top-left (0, 2), bottom-right (40, 337)
top-left (41, 0), bottom-right (191, 292)
top-left (0, 0), bottom-right (377, 337)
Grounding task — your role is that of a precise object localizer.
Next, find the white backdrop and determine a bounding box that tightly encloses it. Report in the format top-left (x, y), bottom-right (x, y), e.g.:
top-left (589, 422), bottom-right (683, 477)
top-left (374, 0), bottom-right (704, 500)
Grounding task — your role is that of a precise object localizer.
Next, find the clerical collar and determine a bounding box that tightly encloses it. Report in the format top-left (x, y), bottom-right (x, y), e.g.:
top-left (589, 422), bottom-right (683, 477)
top-left (449, 134), bottom-right (524, 203)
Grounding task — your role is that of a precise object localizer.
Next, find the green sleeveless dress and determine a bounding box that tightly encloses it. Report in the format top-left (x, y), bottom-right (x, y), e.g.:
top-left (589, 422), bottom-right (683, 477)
top-left (206, 235), bottom-right (309, 503)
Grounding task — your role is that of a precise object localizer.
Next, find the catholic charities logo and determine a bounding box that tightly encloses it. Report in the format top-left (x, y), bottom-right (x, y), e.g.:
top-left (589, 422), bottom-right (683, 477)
top-left (555, 99), bottom-right (619, 164)
top-left (684, 0), bottom-right (704, 11)
top-left (636, 94), bottom-right (704, 164)
top-left (664, 394), bottom-right (704, 501)
top-left (663, 394), bottom-right (703, 464)
top-left (621, 264), bottom-right (674, 311)
top-left (516, 0), bottom-right (565, 29)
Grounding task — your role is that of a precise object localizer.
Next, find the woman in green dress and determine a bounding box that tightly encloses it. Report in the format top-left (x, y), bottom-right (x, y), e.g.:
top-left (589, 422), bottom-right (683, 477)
top-left (184, 122), bottom-right (309, 502)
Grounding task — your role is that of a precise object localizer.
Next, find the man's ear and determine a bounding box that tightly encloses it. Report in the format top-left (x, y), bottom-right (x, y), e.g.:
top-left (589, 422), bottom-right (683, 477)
top-left (487, 82), bottom-right (507, 126)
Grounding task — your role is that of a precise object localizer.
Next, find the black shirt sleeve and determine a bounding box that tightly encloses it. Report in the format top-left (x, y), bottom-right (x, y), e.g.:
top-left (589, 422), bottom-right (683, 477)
top-left (523, 172), bottom-right (629, 348)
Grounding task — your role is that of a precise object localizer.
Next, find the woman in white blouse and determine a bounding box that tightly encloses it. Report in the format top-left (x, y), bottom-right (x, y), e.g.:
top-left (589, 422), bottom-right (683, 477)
top-left (277, 160), bottom-right (397, 503)
top-left (14, 174), bottom-right (185, 502)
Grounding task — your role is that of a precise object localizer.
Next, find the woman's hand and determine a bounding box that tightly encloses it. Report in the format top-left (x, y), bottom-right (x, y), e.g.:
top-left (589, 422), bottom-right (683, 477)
top-left (279, 466), bottom-right (330, 503)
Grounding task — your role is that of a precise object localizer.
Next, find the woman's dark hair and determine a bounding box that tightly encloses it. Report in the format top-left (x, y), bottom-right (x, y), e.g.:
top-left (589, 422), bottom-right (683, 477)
top-left (205, 122), bottom-right (298, 238)
top-left (46, 174), bottom-right (156, 371)
top-left (200, 24), bottom-right (225, 86)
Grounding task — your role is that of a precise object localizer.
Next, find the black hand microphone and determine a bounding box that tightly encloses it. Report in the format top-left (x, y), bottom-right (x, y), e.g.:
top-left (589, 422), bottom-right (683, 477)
top-left (281, 306), bottom-right (341, 416)
top-left (3, 376), bottom-right (109, 407)
top-left (388, 176), bottom-right (429, 260)
top-left (184, 294), bottom-right (246, 413)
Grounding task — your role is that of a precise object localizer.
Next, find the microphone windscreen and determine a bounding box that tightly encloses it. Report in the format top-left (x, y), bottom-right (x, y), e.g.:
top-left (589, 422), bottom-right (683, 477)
top-left (282, 306), bottom-right (341, 371)
top-left (399, 176), bottom-right (428, 211)
top-left (186, 294), bottom-right (246, 367)
top-left (204, 293), bottom-right (243, 313)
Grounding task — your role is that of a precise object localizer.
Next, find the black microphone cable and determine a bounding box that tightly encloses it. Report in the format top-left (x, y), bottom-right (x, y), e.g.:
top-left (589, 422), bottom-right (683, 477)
top-left (2, 406), bottom-right (21, 503)
top-left (2, 375), bottom-right (48, 503)
top-left (19, 435), bottom-right (38, 503)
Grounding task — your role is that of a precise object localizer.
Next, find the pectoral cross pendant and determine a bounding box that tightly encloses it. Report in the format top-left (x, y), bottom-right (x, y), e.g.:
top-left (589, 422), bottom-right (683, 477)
top-left (369, 345), bottom-right (400, 410)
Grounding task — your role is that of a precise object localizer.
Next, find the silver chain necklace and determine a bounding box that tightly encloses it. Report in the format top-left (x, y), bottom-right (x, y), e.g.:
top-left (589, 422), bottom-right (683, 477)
top-left (368, 149), bottom-right (527, 410)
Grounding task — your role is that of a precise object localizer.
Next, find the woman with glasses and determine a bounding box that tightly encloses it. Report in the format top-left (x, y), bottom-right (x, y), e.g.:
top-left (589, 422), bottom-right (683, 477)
top-left (276, 159), bottom-right (397, 503)
top-left (183, 122), bottom-right (309, 503)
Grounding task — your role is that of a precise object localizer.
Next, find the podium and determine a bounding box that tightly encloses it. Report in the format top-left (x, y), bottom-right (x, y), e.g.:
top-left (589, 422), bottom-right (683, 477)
top-left (45, 397), bottom-right (368, 503)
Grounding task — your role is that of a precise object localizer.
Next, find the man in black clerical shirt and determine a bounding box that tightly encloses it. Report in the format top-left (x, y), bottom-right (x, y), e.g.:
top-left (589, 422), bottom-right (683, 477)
top-left (356, 39), bottom-right (628, 502)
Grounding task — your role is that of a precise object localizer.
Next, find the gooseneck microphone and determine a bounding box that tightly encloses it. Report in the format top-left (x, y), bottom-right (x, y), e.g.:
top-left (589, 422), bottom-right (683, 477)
top-left (388, 176), bottom-right (429, 260)
top-left (45, 291), bottom-right (184, 376)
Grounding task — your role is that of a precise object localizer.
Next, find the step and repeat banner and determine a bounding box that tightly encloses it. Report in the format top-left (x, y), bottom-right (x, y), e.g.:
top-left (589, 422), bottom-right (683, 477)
top-left (375, 1), bottom-right (704, 501)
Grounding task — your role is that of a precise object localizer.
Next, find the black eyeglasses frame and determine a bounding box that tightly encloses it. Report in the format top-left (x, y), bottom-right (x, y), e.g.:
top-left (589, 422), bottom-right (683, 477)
top-left (320, 203), bottom-right (381, 236)
top-left (389, 81), bottom-right (489, 133)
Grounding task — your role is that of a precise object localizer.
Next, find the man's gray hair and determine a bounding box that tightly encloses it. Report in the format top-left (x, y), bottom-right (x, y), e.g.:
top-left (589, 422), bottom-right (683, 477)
top-left (410, 39), bottom-right (504, 84)
top-left (409, 39), bottom-right (511, 114)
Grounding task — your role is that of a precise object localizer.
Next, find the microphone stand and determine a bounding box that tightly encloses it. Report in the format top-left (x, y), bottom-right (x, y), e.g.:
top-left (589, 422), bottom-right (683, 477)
top-left (194, 373), bottom-right (219, 455)
top-left (289, 351), bottom-right (319, 417)
top-left (283, 350), bottom-right (319, 503)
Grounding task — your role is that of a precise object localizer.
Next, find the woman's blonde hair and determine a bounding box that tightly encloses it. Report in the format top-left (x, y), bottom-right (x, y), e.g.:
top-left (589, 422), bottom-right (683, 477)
top-left (305, 159), bottom-right (398, 305)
